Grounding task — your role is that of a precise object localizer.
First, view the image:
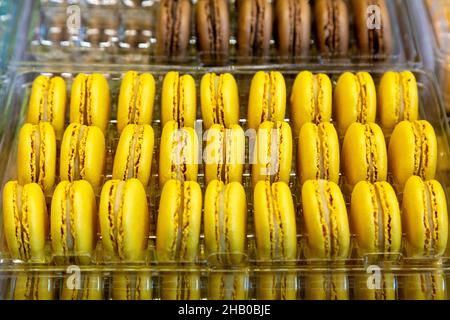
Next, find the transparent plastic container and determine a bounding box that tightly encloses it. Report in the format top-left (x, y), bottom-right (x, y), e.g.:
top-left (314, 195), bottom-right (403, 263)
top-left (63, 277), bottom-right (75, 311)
top-left (26, 0), bottom-right (420, 66)
top-left (0, 63), bottom-right (448, 300)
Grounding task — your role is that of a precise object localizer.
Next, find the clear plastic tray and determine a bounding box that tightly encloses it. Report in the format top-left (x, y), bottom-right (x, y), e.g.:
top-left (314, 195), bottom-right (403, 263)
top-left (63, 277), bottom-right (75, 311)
top-left (0, 0), bottom-right (19, 72)
top-left (26, 0), bottom-right (421, 67)
top-left (0, 63), bottom-right (449, 299)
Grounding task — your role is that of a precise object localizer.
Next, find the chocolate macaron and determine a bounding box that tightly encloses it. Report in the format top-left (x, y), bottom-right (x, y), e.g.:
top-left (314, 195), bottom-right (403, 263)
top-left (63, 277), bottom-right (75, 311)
top-left (275, 0), bottom-right (311, 58)
top-left (157, 0), bottom-right (192, 58)
top-left (237, 0), bottom-right (273, 58)
top-left (196, 0), bottom-right (230, 62)
top-left (314, 0), bottom-right (349, 56)
top-left (352, 0), bottom-right (393, 56)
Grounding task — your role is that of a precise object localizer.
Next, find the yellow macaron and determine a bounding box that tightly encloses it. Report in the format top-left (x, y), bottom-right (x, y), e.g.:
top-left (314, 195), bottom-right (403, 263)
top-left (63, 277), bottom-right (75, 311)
top-left (257, 272), bottom-right (298, 300)
top-left (399, 271), bottom-right (447, 300)
top-left (247, 71), bottom-right (286, 130)
top-left (12, 273), bottom-right (55, 300)
top-left (117, 71), bottom-right (156, 134)
top-left (354, 272), bottom-right (397, 300)
top-left (70, 73), bottom-right (111, 133)
top-left (26, 75), bottom-right (67, 139)
top-left (208, 272), bottom-right (249, 300)
top-left (200, 72), bottom-right (239, 129)
top-left (111, 272), bottom-right (152, 300)
top-left (304, 272), bottom-right (349, 300)
top-left (161, 71), bottom-right (197, 128)
top-left (60, 273), bottom-right (104, 300)
top-left (160, 272), bottom-right (201, 300)
top-left (3, 181), bottom-right (48, 263)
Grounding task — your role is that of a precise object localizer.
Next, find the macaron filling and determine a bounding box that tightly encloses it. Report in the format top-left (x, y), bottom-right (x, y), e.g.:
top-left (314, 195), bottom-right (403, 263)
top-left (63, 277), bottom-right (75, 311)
top-left (12, 183), bottom-right (31, 260)
top-left (423, 181), bottom-right (440, 255)
top-left (356, 73), bottom-right (369, 123)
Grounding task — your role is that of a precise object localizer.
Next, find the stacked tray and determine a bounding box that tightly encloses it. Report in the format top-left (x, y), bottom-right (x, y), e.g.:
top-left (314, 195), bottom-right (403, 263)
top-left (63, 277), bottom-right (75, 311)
top-left (0, 0), bottom-right (449, 300)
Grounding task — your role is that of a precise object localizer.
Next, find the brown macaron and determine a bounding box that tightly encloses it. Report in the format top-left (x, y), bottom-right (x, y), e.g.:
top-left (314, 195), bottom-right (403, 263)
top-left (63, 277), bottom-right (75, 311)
top-left (157, 0), bottom-right (192, 58)
top-left (275, 0), bottom-right (311, 58)
top-left (196, 0), bottom-right (230, 61)
top-left (314, 0), bottom-right (349, 56)
top-left (352, 0), bottom-right (393, 56)
top-left (237, 0), bottom-right (273, 58)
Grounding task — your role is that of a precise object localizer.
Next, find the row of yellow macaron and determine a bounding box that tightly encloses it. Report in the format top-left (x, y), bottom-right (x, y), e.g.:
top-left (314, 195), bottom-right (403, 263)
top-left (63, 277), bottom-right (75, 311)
top-left (27, 70), bottom-right (418, 140)
top-left (3, 176), bottom-right (448, 265)
top-left (15, 117), bottom-right (438, 197)
top-left (8, 270), bottom-right (449, 300)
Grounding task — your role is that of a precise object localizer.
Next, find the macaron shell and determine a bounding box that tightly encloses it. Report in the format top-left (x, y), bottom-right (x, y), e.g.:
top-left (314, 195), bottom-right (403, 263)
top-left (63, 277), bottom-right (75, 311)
top-left (13, 274), bottom-right (55, 300)
top-left (378, 71), bottom-right (419, 131)
top-left (112, 124), bottom-right (154, 187)
top-left (297, 122), bottom-right (340, 185)
top-left (159, 121), bottom-right (199, 187)
top-left (204, 180), bottom-right (247, 265)
top-left (161, 72), bottom-right (197, 128)
top-left (156, 180), bottom-right (202, 262)
top-left (160, 272), bottom-right (201, 300)
top-left (304, 273), bottom-right (349, 300)
top-left (204, 124), bottom-right (244, 184)
top-left (342, 122), bottom-right (387, 187)
top-left (27, 75), bottom-right (67, 139)
top-left (402, 176), bottom-right (448, 257)
top-left (302, 180), bottom-right (350, 259)
top-left (247, 71), bottom-right (286, 130)
top-left (252, 121), bottom-right (292, 185)
top-left (400, 273), bottom-right (447, 300)
top-left (70, 73), bottom-right (111, 133)
top-left (389, 120), bottom-right (437, 188)
top-left (257, 272), bottom-right (298, 300)
top-left (334, 72), bottom-right (377, 137)
top-left (111, 273), bottom-right (152, 300)
top-left (350, 181), bottom-right (401, 257)
top-left (253, 181), bottom-right (297, 261)
top-left (290, 71), bottom-right (332, 135)
top-left (117, 71), bottom-right (155, 133)
top-left (83, 126), bottom-right (106, 189)
top-left (208, 272), bottom-right (248, 300)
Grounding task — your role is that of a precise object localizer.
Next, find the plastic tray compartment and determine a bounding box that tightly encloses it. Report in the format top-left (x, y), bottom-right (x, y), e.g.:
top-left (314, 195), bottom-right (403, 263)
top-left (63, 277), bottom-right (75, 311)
top-left (0, 64), bottom-right (449, 300)
top-left (27, 0), bottom-right (420, 66)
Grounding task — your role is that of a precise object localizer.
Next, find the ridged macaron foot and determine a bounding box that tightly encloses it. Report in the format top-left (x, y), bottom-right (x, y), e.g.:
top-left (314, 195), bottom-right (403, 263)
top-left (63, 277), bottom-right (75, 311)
top-left (117, 71), bottom-right (155, 134)
top-left (352, 0), bottom-right (393, 56)
top-left (3, 181), bottom-right (48, 262)
top-left (301, 180), bottom-right (350, 260)
top-left (252, 121), bottom-right (293, 186)
top-left (99, 179), bottom-right (149, 262)
top-left (399, 272), bottom-right (447, 300)
top-left (156, 0), bottom-right (192, 58)
top-left (60, 123), bottom-right (106, 191)
top-left (290, 71), bottom-right (332, 136)
top-left (354, 272), bottom-right (397, 300)
top-left (17, 122), bottom-right (56, 194)
top-left (60, 273), bottom-right (104, 300)
top-left (200, 72), bottom-right (239, 129)
top-left (111, 272), bottom-right (152, 300)
top-left (378, 71), bottom-right (419, 133)
top-left (334, 72), bottom-right (377, 137)
top-left (342, 122), bottom-right (387, 188)
top-left (257, 272), bottom-right (298, 300)
top-left (247, 71), bottom-right (286, 130)
top-left (402, 176), bottom-right (448, 258)
top-left (160, 272), bottom-right (201, 300)
top-left (195, 0), bottom-right (230, 62)
top-left (70, 73), bottom-right (111, 133)
top-left (297, 122), bottom-right (340, 186)
top-left (388, 120), bottom-right (437, 189)
top-left (253, 181), bottom-right (297, 261)
top-left (159, 120), bottom-right (199, 188)
top-left (304, 272), bottom-right (349, 300)
top-left (204, 124), bottom-right (245, 185)
top-left (204, 180), bottom-right (247, 265)
top-left (314, 0), bottom-right (349, 56)
top-left (156, 180), bottom-right (202, 263)
top-left (112, 124), bottom-right (154, 187)
top-left (237, 0), bottom-right (272, 58)
top-left (275, 0), bottom-right (311, 59)
top-left (161, 71), bottom-right (196, 128)
top-left (350, 181), bottom-right (402, 259)
top-left (51, 180), bottom-right (97, 265)
top-left (208, 272), bottom-right (249, 300)
top-left (26, 75), bottom-right (67, 139)
top-left (12, 273), bottom-right (55, 300)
